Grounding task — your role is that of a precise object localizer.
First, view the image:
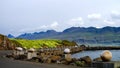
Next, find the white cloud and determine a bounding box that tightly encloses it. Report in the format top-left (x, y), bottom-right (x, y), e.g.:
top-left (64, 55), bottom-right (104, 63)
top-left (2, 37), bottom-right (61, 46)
top-left (50, 21), bottom-right (59, 28)
top-left (19, 21), bottom-right (59, 33)
top-left (87, 13), bottom-right (102, 20)
top-left (68, 17), bottom-right (84, 27)
top-left (103, 20), bottom-right (115, 25)
top-left (71, 17), bottom-right (83, 22)
top-left (111, 10), bottom-right (120, 19)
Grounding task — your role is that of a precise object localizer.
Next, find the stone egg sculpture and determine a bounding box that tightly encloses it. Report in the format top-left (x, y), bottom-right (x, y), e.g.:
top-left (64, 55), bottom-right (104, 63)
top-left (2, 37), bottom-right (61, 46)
top-left (100, 50), bottom-right (112, 61)
top-left (64, 48), bottom-right (70, 54)
top-left (16, 47), bottom-right (23, 51)
top-left (75, 46), bottom-right (78, 47)
top-left (28, 48), bottom-right (35, 52)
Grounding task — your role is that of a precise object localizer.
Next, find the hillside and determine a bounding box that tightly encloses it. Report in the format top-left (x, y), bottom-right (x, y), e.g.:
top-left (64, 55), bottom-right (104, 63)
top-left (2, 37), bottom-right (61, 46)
top-left (0, 34), bottom-right (15, 50)
top-left (16, 26), bottom-right (120, 44)
top-left (0, 34), bottom-right (77, 49)
top-left (10, 39), bottom-right (77, 49)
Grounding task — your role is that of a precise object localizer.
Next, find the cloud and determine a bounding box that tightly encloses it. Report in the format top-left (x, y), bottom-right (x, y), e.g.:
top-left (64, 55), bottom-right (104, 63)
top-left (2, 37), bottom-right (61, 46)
top-left (103, 20), bottom-right (115, 25)
top-left (111, 10), bottom-right (120, 19)
top-left (71, 17), bottom-right (83, 22)
top-left (19, 21), bottom-right (59, 33)
top-left (50, 21), bottom-right (59, 28)
top-left (68, 17), bottom-right (84, 27)
top-left (87, 13), bottom-right (102, 20)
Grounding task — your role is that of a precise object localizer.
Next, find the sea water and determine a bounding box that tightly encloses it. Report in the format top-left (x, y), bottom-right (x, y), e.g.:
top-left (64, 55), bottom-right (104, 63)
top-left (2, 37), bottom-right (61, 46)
top-left (72, 50), bottom-right (120, 61)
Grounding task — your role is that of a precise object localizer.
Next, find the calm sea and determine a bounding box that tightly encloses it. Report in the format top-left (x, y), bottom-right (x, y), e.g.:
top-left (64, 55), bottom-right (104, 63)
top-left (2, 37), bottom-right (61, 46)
top-left (72, 50), bottom-right (120, 61)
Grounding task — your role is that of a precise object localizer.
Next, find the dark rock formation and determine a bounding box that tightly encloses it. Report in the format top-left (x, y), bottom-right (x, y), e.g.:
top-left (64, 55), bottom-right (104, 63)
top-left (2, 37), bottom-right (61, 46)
top-left (93, 57), bottom-right (102, 61)
top-left (80, 56), bottom-right (92, 64)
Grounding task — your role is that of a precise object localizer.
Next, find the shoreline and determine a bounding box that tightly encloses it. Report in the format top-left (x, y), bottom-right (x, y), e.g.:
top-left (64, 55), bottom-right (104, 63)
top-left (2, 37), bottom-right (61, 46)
top-left (0, 50), bottom-right (90, 68)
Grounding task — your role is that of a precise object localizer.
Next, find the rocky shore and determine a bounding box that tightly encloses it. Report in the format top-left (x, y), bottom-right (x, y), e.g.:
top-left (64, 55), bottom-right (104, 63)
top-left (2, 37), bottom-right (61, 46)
top-left (0, 50), bottom-right (91, 68)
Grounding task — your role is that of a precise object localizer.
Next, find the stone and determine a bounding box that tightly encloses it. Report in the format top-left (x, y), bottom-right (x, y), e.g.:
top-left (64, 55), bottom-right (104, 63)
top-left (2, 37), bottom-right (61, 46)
top-left (28, 48), bottom-right (36, 52)
top-left (64, 48), bottom-right (70, 54)
top-left (16, 47), bottom-right (23, 51)
top-left (65, 54), bottom-right (72, 62)
top-left (27, 52), bottom-right (37, 59)
top-left (75, 61), bottom-right (85, 66)
top-left (80, 56), bottom-right (92, 64)
top-left (93, 57), bottom-right (102, 61)
top-left (100, 50), bottom-right (112, 61)
top-left (14, 47), bottom-right (24, 56)
top-left (46, 58), bottom-right (51, 63)
top-left (50, 55), bottom-right (61, 63)
top-left (72, 58), bottom-right (78, 62)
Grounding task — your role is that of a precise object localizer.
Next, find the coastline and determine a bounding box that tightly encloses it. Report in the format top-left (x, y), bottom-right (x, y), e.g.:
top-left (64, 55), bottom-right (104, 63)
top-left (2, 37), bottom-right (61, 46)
top-left (0, 50), bottom-right (90, 68)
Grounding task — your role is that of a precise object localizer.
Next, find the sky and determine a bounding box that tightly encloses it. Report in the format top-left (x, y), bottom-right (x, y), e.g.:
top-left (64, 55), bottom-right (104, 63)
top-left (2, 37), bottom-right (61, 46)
top-left (0, 0), bottom-right (120, 36)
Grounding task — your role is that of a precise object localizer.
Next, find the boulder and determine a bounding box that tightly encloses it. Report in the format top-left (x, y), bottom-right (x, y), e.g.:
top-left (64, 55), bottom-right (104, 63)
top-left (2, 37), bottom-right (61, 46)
top-left (64, 54), bottom-right (72, 62)
top-left (100, 50), bottom-right (112, 61)
top-left (46, 58), bottom-right (52, 63)
top-left (50, 55), bottom-right (61, 63)
top-left (80, 56), bottom-right (92, 64)
top-left (72, 58), bottom-right (79, 62)
top-left (93, 57), bottom-right (102, 61)
top-left (75, 61), bottom-right (85, 66)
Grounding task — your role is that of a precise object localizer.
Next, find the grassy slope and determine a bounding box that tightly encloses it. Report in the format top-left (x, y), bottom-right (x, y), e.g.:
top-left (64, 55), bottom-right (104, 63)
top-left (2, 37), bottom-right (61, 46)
top-left (10, 39), bottom-right (62, 49)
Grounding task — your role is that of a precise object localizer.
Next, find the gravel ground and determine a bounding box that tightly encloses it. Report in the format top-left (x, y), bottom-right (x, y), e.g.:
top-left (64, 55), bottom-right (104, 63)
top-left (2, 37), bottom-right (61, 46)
top-left (0, 50), bottom-right (90, 68)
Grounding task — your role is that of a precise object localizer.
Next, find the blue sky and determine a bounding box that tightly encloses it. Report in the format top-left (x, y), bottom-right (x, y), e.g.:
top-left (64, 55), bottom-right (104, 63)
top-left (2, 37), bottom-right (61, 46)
top-left (0, 0), bottom-right (120, 36)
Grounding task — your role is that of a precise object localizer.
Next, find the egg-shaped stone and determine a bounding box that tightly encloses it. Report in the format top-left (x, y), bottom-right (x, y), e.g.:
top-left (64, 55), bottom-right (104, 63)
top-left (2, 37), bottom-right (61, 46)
top-left (28, 48), bottom-right (35, 52)
top-left (16, 47), bottom-right (23, 51)
top-left (100, 50), bottom-right (112, 61)
top-left (64, 48), bottom-right (70, 54)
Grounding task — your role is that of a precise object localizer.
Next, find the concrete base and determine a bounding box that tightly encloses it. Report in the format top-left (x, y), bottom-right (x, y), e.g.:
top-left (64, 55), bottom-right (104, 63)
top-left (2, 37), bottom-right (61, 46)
top-left (91, 61), bottom-right (120, 68)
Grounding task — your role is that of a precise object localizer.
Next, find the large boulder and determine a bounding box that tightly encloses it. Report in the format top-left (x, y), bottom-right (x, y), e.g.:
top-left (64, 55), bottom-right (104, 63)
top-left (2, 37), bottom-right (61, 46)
top-left (100, 50), bottom-right (112, 61)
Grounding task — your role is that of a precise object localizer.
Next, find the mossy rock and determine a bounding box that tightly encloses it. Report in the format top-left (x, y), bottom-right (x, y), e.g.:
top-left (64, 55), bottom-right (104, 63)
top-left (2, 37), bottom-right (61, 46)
top-left (75, 61), bottom-right (85, 66)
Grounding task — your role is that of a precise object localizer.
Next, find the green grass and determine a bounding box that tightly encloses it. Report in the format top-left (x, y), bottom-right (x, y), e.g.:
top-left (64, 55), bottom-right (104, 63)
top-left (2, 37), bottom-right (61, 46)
top-left (10, 39), bottom-right (62, 49)
top-left (10, 39), bottom-right (76, 49)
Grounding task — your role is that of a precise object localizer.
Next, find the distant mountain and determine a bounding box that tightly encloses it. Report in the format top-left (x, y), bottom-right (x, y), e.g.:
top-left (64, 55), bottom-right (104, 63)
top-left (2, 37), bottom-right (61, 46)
top-left (17, 30), bottom-right (60, 39)
top-left (7, 34), bottom-right (14, 38)
top-left (16, 26), bottom-right (120, 44)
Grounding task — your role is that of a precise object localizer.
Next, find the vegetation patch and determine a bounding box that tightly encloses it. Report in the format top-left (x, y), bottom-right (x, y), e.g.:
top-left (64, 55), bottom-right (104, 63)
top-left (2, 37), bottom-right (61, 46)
top-left (10, 39), bottom-right (76, 49)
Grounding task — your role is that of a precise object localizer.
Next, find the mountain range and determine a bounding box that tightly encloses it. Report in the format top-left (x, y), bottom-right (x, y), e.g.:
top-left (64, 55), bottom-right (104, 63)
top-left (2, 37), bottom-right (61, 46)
top-left (8, 26), bottom-right (120, 44)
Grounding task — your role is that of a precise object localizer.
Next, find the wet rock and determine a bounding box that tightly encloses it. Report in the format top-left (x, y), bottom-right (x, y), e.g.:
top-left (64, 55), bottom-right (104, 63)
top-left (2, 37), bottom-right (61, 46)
top-left (46, 58), bottom-right (51, 63)
top-left (29, 57), bottom-right (42, 62)
top-left (93, 57), bottom-right (102, 61)
top-left (75, 61), bottom-right (85, 66)
top-left (56, 60), bottom-right (61, 64)
top-left (70, 62), bottom-right (76, 66)
top-left (80, 56), bottom-right (92, 64)
top-left (50, 55), bottom-right (61, 63)
top-left (71, 58), bottom-right (79, 63)
top-left (60, 58), bottom-right (72, 65)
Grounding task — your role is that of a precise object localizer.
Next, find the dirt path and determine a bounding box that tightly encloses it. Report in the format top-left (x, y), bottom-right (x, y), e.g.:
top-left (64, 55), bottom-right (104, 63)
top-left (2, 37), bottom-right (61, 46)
top-left (0, 50), bottom-right (90, 68)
